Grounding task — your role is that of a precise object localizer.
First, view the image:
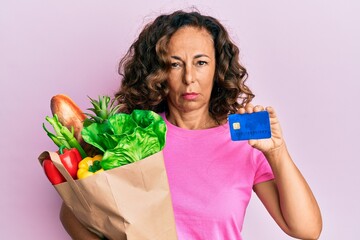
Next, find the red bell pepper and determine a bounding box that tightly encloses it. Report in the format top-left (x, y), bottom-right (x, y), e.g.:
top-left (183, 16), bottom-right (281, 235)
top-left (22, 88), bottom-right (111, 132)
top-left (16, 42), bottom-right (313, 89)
top-left (42, 146), bottom-right (82, 185)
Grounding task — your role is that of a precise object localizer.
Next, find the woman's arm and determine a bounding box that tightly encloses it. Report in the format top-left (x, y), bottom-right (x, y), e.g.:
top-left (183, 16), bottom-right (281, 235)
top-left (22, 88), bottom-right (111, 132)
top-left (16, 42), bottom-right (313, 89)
top-left (253, 145), bottom-right (322, 239)
top-left (240, 104), bottom-right (322, 239)
top-left (59, 202), bottom-right (101, 240)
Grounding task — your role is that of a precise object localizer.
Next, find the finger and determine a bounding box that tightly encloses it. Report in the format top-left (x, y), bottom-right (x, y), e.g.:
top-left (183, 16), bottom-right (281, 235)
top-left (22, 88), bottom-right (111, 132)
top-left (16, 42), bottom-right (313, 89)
top-left (265, 106), bottom-right (277, 118)
top-left (245, 103), bottom-right (254, 113)
top-left (237, 107), bottom-right (246, 114)
top-left (248, 139), bottom-right (257, 147)
top-left (253, 105), bottom-right (264, 112)
top-left (265, 106), bottom-right (281, 128)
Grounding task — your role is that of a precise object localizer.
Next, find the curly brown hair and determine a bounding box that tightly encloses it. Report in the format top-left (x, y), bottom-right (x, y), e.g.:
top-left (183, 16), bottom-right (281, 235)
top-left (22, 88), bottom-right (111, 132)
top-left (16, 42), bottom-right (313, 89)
top-left (115, 10), bottom-right (254, 122)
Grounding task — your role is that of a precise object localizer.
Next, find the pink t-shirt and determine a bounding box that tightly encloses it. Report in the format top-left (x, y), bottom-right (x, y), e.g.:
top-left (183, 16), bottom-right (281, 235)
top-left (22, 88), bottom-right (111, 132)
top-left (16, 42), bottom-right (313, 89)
top-left (160, 113), bottom-right (274, 240)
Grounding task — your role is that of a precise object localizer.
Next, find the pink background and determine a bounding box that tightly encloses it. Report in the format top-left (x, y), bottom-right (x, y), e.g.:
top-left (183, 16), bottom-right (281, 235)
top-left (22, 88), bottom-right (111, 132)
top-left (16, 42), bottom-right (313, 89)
top-left (1, 0), bottom-right (359, 239)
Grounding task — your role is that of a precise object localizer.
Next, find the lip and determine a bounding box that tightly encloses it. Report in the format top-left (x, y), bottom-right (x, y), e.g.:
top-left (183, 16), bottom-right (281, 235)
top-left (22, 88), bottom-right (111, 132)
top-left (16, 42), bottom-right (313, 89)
top-left (182, 92), bottom-right (199, 100)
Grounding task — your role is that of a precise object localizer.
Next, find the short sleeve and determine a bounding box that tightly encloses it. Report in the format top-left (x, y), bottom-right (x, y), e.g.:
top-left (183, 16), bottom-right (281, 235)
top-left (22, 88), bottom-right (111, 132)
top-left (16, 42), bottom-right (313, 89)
top-left (252, 149), bottom-right (274, 185)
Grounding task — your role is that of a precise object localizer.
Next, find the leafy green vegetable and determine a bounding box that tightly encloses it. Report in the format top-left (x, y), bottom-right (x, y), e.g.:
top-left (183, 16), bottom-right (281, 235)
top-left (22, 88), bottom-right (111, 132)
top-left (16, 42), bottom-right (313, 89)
top-left (81, 109), bottom-right (167, 170)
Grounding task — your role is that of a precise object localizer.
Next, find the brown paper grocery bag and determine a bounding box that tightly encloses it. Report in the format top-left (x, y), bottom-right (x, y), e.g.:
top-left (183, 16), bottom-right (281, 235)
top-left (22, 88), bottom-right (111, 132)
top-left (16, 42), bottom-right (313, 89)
top-left (38, 151), bottom-right (178, 240)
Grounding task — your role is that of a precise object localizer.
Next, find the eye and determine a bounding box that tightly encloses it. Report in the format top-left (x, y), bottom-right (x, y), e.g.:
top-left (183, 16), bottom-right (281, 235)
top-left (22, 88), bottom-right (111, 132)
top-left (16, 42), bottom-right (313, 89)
top-left (171, 62), bottom-right (181, 68)
top-left (197, 60), bottom-right (208, 66)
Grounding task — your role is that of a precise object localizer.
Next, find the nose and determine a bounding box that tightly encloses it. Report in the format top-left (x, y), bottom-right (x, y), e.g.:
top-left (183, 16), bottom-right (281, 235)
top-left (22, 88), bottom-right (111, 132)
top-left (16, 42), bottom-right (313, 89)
top-left (183, 65), bottom-right (195, 85)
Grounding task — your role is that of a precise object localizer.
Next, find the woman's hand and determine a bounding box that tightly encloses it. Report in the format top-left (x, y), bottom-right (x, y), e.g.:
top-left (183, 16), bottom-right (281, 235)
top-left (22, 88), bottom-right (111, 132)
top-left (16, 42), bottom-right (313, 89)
top-left (60, 202), bottom-right (101, 240)
top-left (238, 104), bottom-right (284, 153)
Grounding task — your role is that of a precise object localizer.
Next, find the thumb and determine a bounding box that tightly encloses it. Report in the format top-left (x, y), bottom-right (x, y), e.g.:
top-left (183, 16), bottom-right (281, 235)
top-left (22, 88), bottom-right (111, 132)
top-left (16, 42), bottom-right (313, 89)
top-left (248, 139), bottom-right (257, 147)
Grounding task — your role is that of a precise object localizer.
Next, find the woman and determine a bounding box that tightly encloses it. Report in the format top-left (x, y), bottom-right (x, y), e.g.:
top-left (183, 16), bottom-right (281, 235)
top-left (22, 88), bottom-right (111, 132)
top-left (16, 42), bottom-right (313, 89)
top-left (60, 10), bottom-right (322, 239)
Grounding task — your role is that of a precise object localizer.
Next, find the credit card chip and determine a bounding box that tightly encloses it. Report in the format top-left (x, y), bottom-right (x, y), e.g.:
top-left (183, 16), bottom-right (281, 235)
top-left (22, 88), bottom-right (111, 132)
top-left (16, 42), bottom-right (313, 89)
top-left (232, 122), bottom-right (241, 130)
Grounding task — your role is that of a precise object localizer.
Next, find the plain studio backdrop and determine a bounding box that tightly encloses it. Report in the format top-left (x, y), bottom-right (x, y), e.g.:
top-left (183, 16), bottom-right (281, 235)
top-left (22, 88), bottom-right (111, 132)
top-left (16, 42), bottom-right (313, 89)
top-left (1, 0), bottom-right (359, 239)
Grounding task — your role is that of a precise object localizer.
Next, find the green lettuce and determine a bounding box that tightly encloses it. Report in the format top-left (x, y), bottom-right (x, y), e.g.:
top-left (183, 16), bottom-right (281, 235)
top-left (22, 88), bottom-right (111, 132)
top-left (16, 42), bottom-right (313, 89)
top-left (81, 109), bottom-right (166, 170)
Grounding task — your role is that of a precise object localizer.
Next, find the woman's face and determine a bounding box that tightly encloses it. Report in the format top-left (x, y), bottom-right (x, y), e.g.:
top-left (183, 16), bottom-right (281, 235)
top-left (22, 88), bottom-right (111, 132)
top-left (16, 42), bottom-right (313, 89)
top-left (166, 26), bottom-right (216, 114)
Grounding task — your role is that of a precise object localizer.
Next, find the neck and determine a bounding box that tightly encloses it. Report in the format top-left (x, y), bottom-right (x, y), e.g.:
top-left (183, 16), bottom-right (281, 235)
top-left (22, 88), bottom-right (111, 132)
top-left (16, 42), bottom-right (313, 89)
top-left (166, 109), bottom-right (218, 130)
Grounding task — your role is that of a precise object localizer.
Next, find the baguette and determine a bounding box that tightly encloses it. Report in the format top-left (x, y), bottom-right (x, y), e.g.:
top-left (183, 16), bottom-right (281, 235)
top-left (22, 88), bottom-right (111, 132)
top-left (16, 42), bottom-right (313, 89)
top-left (50, 94), bottom-right (86, 142)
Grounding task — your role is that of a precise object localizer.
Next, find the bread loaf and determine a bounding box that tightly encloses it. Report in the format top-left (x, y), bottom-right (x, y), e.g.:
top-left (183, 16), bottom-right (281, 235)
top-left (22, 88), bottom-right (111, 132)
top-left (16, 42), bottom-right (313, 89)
top-left (50, 94), bottom-right (86, 142)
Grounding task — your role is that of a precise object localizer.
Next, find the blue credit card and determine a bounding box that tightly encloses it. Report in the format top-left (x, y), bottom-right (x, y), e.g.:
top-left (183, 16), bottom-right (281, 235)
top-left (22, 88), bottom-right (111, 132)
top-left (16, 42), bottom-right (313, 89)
top-left (228, 111), bottom-right (271, 141)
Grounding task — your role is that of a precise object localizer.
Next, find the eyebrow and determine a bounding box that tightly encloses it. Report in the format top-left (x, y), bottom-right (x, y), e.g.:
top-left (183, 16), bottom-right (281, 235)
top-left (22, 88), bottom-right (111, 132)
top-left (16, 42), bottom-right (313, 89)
top-left (170, 54), bottom-right (210, 61)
